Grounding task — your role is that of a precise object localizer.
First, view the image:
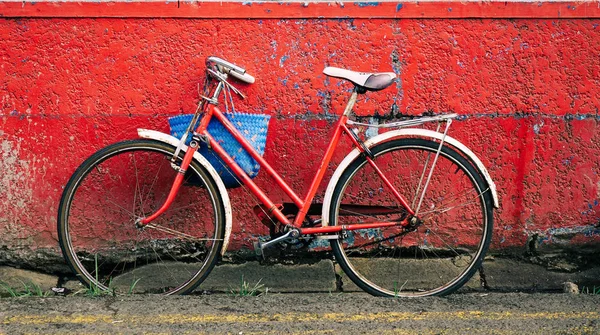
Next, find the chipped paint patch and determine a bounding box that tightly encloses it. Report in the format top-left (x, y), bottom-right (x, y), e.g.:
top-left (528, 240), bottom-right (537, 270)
top-left (354, 2), bottom-right (380, 8)
top-left (279, 55), bottom-right (289, 67)
top-left (531, 225), bottom-right (600, 246)
top-left (533, 120), bottom-right (544, 134)
top-left (0, 138), bottom-right (32, 211)
top-left (0, 136), bottom-right (37, 242)
top-left (365, 117), bottom-right (379, 138)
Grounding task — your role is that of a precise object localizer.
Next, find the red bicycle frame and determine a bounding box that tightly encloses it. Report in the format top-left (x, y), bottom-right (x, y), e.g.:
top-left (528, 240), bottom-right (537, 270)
top-left (140, 87), bottom-right (415, 236)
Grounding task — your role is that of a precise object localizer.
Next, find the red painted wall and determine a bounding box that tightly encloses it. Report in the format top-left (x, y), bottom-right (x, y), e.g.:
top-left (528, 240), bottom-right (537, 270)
top-left (1, 15), bottom-right (600, 258)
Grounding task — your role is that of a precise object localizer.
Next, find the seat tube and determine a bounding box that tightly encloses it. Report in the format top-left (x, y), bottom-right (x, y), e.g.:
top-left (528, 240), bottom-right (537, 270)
top-left (343, 90), bottom-right (359, 117)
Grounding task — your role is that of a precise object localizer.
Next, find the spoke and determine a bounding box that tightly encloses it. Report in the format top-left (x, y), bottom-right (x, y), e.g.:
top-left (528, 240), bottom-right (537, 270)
top-left (420, 222), bottom-right (464, 258)
top-left (63, 144), bottom-right (225, 296)
top-left (343, 229), bottom-right (410, 252)
top-left (147, 237), bottom-right (170, 293)
top-left (414, 229), bottom-right (451, 290)
top-left (139, 158), bottom-right (165, 214)
top-left (145, 223), bottom-right (222, 242)
top-left (418, 187), bottom-right (488, 217)
top-left (407, 162), bottom-right (419, 211)
top-left (419, 198), bottom-right (482, 219)
top-left (413, 229), bottom-right (429, 292)
top-left (104, 196), bottom-right (136, 218)
top-left (419, 226), bottom-right (475, 288)
top-left (338, 195), bottom-right (408, 221)
top-left (412, 151), bottom-right (432, 208)
top-left (332, 138), bottom-right (491, 297)
top-left (132, 154), bottom-right (145, 217)
top-left (423, 216), bottom-right (482, 230)
top-left (415, 121), bottom-right (452, 216)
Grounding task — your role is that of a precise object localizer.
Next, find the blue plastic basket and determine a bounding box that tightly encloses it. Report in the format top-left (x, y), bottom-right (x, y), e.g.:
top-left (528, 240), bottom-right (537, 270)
top-left (168, 112), bottom-right (270, 189)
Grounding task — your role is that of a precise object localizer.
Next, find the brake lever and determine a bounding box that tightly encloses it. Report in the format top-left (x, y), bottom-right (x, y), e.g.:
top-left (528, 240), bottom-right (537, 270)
top-left (223, 79), bottom-right (246, 99)
top-left (207, 68), bottom-right (246, 99)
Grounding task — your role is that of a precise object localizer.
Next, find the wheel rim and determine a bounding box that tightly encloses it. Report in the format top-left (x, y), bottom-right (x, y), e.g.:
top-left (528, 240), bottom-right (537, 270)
top-left (332, 140), bottom-right (491, 297)
top-left (60, 143), bottom-right (222, 295)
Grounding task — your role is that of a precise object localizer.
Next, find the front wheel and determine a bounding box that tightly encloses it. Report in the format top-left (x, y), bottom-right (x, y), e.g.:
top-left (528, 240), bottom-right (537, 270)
top-left (330, 138), bottom-right (494, 297)
top-left (57, 139), bottom-right (226, 295)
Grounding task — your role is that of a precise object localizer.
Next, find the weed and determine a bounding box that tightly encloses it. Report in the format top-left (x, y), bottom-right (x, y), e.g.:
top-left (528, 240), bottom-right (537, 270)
top-left (0, 280), bottom-right (50, 298)
top-left (0, 281), bottom-right (18, 297)
top-left (71, 255), bottom-right (143, 297)
top-left (127, 278), bottom-right (142, 295)
top-left (328, 289), bottom-right (343, 297)
top-left (581, 286), bottom-right (600, 295)
top-left (229, 275), bottom-right (268, 297)
top-left (393, 280), bottom-right (408, 298)
top-left (73, 254), bottom-right (115, 297)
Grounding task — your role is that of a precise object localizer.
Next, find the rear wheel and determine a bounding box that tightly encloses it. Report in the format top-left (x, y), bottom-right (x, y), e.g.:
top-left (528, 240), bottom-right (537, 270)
top-left (57, 139), bottom-right (225, 295)
top-left (330, 138), bottom-right (493, 297)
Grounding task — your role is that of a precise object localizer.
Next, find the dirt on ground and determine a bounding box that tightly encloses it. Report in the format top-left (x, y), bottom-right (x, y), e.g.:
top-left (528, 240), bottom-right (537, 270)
top-left (1, 292), bottom-right (599, 334)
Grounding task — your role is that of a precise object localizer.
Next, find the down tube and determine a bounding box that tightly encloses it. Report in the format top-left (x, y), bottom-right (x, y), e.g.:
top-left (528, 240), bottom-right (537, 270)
top-left (204, 132), bottom-right (292, 226)
top-left (210, 106), bottom-right (304, 208)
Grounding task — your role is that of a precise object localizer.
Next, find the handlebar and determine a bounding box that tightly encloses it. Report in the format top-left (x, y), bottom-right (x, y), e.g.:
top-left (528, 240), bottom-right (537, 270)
top-left (207, 56), bottom-right (255, 84)
top-left (228, 70), bottom-right (255, 84)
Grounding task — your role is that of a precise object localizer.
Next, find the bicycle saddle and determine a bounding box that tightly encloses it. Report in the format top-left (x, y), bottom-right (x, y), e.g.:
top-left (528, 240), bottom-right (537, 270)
top-left (323, 67), bottom-right (396, 92)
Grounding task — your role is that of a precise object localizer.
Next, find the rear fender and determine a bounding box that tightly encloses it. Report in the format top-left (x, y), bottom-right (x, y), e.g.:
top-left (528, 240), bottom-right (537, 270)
top-left (321, 128), bottom-right (499, 227)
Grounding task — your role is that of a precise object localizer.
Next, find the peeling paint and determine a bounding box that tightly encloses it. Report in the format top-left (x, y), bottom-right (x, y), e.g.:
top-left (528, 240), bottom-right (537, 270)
top-left (533, 120), bottom-right (544, 134)
top-left (537, 225), bottom-right (600, 245)
top-left (0, 137), bottom-right (34, 240)
top-left (365, 117), bottom-right (379, 138)
top-left (354, 2), bottom-right (380, 8)
top-left (0, 139), bottom-right (32, 210)
top-left (0, 17), bottom-right (600, 256)
top-left (279, 55), bottom-right (289, 67)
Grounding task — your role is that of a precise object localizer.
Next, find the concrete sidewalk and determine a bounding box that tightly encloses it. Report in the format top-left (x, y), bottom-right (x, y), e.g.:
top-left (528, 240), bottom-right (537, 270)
top-left (56, 257), bottom-right (600, 295)
top-left (2, 253), bottom-right (600, 296)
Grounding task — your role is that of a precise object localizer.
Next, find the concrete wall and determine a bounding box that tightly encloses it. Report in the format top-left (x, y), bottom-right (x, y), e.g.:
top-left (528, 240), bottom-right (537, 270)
top-left (1, 2), bottom-right (600, 270)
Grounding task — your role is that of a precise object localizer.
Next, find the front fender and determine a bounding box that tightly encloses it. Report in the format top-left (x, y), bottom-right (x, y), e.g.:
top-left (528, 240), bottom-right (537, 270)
top-left (321, 128), bottom-right (499, 227)
top-left (137, 129), bottom-right (233, 256)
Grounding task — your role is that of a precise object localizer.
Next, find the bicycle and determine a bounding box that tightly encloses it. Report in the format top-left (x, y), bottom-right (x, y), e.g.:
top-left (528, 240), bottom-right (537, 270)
top-left (57, 56), bottom-right (499, 297)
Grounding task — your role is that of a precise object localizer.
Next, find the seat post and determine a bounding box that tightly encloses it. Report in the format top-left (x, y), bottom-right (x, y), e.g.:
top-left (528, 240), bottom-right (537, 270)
top-left (342, 89), bottom-right (359, 117)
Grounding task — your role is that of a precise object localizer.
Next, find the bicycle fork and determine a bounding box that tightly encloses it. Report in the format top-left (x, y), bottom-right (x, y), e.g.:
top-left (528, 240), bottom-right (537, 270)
top-left (135, 138), bottom-right (200, 228)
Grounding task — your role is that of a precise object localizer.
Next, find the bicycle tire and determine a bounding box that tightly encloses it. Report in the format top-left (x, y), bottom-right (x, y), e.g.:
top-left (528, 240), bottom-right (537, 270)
top-left (329, 138), bottom-right (493, 297)
top-left (57, 139), bottom-right (225, 295)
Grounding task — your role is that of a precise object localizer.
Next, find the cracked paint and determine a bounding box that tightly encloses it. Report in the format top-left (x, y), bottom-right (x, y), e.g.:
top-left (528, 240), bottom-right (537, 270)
top-left (0, 17), bottom-right (599, 255)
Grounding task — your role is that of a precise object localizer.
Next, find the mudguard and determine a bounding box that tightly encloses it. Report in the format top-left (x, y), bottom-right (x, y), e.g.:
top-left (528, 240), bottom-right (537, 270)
top-left (137, 129), bottom-right (233, 256)
top-left (321, 128), bottom-right (500, 227)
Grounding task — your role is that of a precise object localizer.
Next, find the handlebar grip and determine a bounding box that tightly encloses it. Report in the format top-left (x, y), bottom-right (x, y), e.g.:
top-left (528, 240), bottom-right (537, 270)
top-left (228, 70), bottom-right (256, 84)
top-left (207, 56), bottom-right (246, 75)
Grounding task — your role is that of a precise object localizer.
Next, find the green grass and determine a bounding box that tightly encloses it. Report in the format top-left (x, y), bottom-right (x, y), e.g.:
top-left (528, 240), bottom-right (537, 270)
top-left (581, 286), bottom-right (600, 295)
top-left (393, 280), bottom-right (408, 298)
top-left (229, 275), bottom-right (268, 297)
top-left (73, 254), bottom-right (115, 297)
top-left (0, 280), bottom-right (51, 298)
top-left (127, 278), bottom-right (142, 295)
top-left (0, 253), bottom-right (141, 298)
top-left (73, 276), bottom-right (142, 297)
top-left (72, 254), bottom-right (143, 297)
